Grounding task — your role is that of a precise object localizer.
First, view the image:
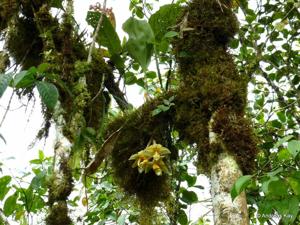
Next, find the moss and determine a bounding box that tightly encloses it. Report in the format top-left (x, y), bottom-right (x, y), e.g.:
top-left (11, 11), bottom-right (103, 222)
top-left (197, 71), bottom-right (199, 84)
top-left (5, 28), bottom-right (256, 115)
top-left (171, 0), bottom-right (258, 174)
top-left (106, 93), bottom-right (177, 206)
top-left (211, 107), bottom-right (258, 174)
top-left (48, 156), bottom-right (73, 205)
top-left (0, 51), bottom-right (10, 73)
top-left (0, 0), bottom-right (19, 31)
top-left (45, 201), bottom-right (72, 225)
top-left (6, 17), bottom-right (43, 69)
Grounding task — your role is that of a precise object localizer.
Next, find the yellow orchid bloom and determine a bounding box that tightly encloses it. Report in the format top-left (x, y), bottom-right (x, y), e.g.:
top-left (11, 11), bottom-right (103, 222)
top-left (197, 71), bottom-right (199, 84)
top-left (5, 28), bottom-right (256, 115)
top-left (129, 142), bottom-right (171, 176)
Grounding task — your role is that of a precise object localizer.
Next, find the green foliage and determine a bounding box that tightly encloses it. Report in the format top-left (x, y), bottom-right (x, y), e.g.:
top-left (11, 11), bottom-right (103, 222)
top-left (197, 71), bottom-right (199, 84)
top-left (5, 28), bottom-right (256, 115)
top-left (0, 73), bottom-right (12, 97)
top-left (231, 175), bottom-right (252, 200)
top-left (123, 17), bottom-right (155, 71)
top-left (36, 81), bottom-right (59, 111)
top-left (86, 11), bottom-right (122, 56)
top-left (149, 4), bottom-right (183, 42)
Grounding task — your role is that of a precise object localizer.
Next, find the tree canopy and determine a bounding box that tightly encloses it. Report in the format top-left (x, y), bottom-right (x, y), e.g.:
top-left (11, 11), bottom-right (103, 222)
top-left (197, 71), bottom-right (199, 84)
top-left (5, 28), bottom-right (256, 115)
top-left (0, 0), bottom-right (299, 224)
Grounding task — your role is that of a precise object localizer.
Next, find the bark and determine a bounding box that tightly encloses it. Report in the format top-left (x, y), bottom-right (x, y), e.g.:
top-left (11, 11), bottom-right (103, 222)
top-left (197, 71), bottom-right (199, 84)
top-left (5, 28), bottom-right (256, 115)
top-left (209, 117), bottom-right (249, 225)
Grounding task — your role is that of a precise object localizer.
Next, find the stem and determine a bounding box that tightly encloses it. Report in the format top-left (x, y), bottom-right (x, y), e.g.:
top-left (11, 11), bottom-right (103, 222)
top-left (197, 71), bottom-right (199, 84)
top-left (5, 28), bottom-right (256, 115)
top-left (0, 90), bottom-right (14, 128)
top-left (87, 0), bottom-right (107, 63)
top-left (154, 49), bottom-right (164, 90)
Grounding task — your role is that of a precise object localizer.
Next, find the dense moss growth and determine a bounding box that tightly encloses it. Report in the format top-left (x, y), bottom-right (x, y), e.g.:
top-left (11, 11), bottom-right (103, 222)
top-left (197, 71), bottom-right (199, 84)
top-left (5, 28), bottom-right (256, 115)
top-left (104, 1), bottom-right (258, 214)
top-left (106, 93), bottom-right (177, 206)
top-left (172, 0), bottom-right (258, 174)
top-left (6, 17), bottom-right (43, 69)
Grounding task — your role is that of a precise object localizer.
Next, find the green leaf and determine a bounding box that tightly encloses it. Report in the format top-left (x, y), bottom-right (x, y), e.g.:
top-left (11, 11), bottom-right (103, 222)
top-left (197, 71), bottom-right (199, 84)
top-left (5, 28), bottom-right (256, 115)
top-left (4, 193), bottom-right (18, 216)
top-left (164, 31), bottom-right (179, 38)
top-left (287, 172), bottom-right (300, 195)
top-left (38, 150), bottom-right (45, 161)
top-left (86, 11), bottom-right (124, 74)
top-left (51, 0), bottom-right (63, 9)
top-left (231, 175), bottom-right (252, 200)
top-left (0, 73), bottom-right (12, 97)
top-left (182, 173), bottom-right (197, 187)
top-left (124, 72), bottom-right (137, 85)
top-left (145, 71), bottom-right (156, 79)
top-left (181, 189), bottom-right (198, 204)
top-left (37, 63), bottom-right (50, 73)
top-left (0, 176), bottom-right (11, 200)
top-left (123, 17), bottom-right (155, 71)
top-left (229, 38), bottom-right (239, 49)
top-left (13, 70), bottom-right (36, 88)
top-left (149, 4), bottom-right (183, 42)
top-left (36, 81), bottom-right (59, 111)
top-left (117, 214), bottom-right (126, 225)
top-left (178, 209), bottom-right (188, 225)
top-left (287, 140), bottom-right (300, 158)
top-left (86, 12), bottom-right (122, 56)
top-left (273, 135), bottom-right (294, 148)
top-left (152, 108), bottom-right (162, 116)
top-left (262, 177), bottom-right (288, 197)
top-left (274, 197), bottom-right (299, 225)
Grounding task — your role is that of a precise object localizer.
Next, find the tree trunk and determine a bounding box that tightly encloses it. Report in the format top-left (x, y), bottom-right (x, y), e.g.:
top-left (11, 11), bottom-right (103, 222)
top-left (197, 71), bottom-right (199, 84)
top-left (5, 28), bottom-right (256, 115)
top-left (209, 116), bottom-right (249, 225)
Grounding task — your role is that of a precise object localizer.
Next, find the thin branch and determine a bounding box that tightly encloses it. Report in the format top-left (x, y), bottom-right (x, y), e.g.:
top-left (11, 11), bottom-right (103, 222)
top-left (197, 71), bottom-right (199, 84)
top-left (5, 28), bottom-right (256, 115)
top-left (87, 0), bottom-right (107, 63)
top-left (154, 49), bottom-right (164, 90)
top-left (0, 90), bottom-right (14, 128)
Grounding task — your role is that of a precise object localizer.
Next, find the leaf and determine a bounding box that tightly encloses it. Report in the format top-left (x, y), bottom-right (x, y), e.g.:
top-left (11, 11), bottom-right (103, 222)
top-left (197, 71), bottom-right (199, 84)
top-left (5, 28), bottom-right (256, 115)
top-left (86, 11), bottom-right (124, 74)
top-left (181, 189), bottom-right (198, 204)
top-left (51, 0), bottom-right (63, 9)
top-left (117, 214), bottom-right (126, 225)
top-left (0, 73), bottom-right (12, 97)
top-left (123, 17), bottom-right (155, 71)
top-left (178, 209), bottom-right (188, 225)
top-left (274, 197), bottom-right (299, 225)
top-left (262, 177), bottom-right (288, 197)
top-left (287, 140), bottom-right (300, 158)
top-left (145, 71), bottom-right (156, 79)
top-left (287, 173), bottom-right (300, 195)
top-left (149, 4), bottom-right (183, 42)
top-left (164, 31), bottom-right (179, 38)
top-left (36, 81), bottom-right (59, 111)
top-left (151, 108), bottom-right (162, 116)
top-left (4, 193), bottom-right (17, 216)
top-left (0, 176), bottom-right (11, 200)
top-left (231, 175), bottom-right (252, 200)
top-left (124, 72), bottom-right (137, 85)
top-left (13, 69), bottom-right (36, 88)
top-left (37, 63), bottom-right (50, 73)
top-left (182, 173), bottom-right (197, 187)
top-left (229, 38), bottom-right (239, 49)
top-left (273, 135), bottom-right (294, 148)
top-left (86, 11), bottom-right (122, 56)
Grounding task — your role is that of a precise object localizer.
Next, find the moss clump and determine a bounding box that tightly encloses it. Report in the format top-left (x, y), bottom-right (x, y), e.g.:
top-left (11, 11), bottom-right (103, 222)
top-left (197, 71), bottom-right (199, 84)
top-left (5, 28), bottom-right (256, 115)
top-left (0, 51), bottom-right (10, 73)
top-left (106, 93), bottom-right (176, 207)
top-left (172, 0), bottom-right (258, 174)
top-left (0, 0), bottom-right (19, 31)
top-left (48, 156), bottom-right (73, 205)
top-left (211, 107), bottom-right (258, 174)
top-left (6, 17), bottom-right (43, 69)
top-left (45, 201), bottom-right (72, 225)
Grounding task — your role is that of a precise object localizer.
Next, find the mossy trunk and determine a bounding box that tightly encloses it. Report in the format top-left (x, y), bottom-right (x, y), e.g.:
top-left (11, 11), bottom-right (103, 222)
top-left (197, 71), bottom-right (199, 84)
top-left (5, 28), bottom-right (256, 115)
top-left (210, 152), bottom-right (249, 225)
top-left (209, 115), bottom-right (249, 225)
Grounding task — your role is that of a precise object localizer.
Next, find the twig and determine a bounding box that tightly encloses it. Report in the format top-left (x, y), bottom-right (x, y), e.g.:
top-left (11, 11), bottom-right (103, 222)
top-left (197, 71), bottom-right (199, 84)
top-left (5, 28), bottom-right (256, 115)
top-left (0, 90), bottom-right (14, 128)
top-left (85, 127), bottom-right (122, 175)
top-left (87, 0), bottom-right (107, 63)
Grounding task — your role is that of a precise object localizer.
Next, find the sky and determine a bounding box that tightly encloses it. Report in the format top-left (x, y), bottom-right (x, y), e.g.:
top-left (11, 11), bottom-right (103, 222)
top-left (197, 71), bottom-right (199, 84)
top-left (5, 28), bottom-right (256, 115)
top-left (0, 0), bottom-right (211, 223)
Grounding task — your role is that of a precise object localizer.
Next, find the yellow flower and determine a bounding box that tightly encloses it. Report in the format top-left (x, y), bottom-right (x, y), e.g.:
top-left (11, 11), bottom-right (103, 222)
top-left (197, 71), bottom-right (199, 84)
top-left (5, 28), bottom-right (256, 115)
top-left (152, 163), bottom-right (162, 176)
top-left (128, 142), bottom-right (171, 176)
